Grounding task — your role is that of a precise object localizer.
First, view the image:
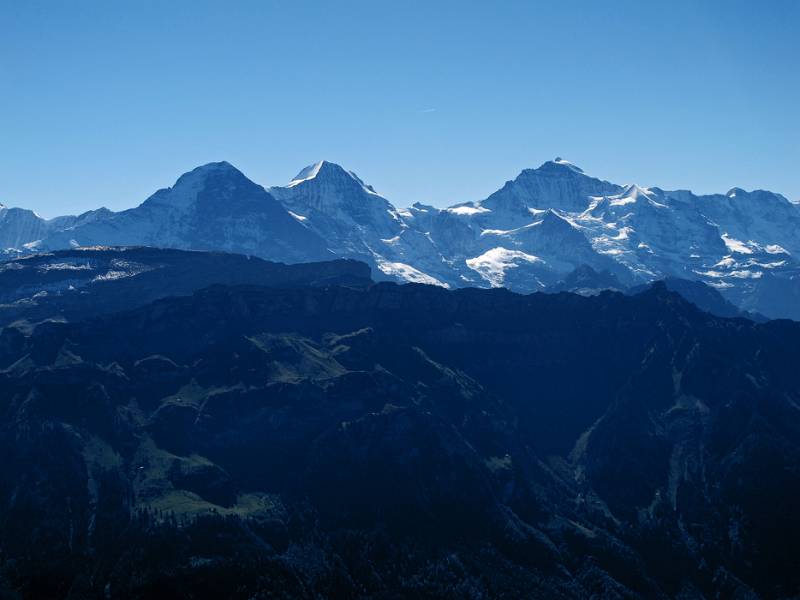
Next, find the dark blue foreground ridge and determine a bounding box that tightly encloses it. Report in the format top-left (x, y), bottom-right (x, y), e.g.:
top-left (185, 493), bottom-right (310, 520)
top-left (1, 249), bottom-right (799, 597)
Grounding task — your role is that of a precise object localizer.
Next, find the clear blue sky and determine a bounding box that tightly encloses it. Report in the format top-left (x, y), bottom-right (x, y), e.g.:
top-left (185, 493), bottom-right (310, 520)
top-left (2, 0), bottom-right (798, 217)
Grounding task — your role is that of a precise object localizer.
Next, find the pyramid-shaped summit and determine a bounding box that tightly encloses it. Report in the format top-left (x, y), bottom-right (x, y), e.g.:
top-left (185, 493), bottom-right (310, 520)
top-left (269, 159), bottom-right (405, 262)
top-left (29, 161), bottom-right (332, 263)
top-left (287, 160), bottom-right (377, 193)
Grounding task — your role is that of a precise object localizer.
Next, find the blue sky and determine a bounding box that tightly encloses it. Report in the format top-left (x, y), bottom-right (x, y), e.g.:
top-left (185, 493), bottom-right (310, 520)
top-left (2, 0), bottom-right (798, 217)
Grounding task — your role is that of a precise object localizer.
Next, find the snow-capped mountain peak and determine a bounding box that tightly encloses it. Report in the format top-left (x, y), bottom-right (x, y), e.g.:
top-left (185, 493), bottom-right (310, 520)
top-left (549, 157), bottom-right (585, 173)
top-left (3, 157), bottom-right (800, 320)
top-left (273, 161), bottom-right (390, 213)
top-left (476, 158), bottom-right (621, 219)
top-left (174, 160), bottom-right (241, 185)
top-left (143, 161), bottom-right (247, 210)
top-left (286, 160), bottom-right (379, 194)
top-left (4, 161), bottom-right (332, 264)
top-left (611, 184), bottom-right (661, 205)
top-left (0, 204), bottom-right (51, 251)
top-left (726, 187), bottom-right (745, 198)
top-left (620, 183), bottom-right (652, 196)
top-left (288, 160), bottom-right (328, 187)
top-left (269, 160), bottom-right (407, 267)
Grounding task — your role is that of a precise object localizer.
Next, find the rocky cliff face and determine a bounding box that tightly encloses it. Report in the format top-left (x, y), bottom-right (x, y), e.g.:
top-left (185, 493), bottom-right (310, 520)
top-left (0, 204), bottom-right (50, 251)
top-left (32, 162), bottom-right (333, 264)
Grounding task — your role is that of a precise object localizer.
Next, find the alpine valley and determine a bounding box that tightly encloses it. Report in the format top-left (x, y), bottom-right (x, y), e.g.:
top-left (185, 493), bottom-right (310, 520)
top-left (2, 158), bottom-right (799, 320)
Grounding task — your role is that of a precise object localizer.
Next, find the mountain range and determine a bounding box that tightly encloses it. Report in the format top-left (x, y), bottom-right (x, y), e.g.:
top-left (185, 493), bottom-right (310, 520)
top-left (2, 158), bottom-right (798, 319)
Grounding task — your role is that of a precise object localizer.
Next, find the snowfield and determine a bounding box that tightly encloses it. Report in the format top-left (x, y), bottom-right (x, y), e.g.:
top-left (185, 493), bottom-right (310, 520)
top-left (2, 157), bottom-right (799, 319)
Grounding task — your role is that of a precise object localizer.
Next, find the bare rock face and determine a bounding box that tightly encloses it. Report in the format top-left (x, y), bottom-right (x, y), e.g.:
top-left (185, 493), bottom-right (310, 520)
top-left (12, 162), bottom-right (333, 264)
top-left (0, 204), bottom-right (50, 249)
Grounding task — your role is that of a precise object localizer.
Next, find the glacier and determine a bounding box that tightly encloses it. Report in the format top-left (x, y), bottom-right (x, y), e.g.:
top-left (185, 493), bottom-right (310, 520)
top-left (2, 157), bottom-right (799, 319)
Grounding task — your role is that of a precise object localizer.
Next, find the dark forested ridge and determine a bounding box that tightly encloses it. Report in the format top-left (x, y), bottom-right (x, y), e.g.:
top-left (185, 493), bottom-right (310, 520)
top-left (1, 255), bottom-right (799, 598)
top-left (0, 247), bottom-right (371, 329)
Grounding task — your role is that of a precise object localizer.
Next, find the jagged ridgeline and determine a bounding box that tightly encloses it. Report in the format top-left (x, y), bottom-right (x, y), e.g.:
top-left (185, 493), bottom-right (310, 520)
top-left (1, 255), bottom-right (799, 598)
top-left (2, 158), bottom-right (799, 319)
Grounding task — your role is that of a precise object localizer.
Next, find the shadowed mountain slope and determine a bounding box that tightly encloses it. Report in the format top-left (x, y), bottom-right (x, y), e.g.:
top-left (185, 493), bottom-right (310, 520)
top-left (1, 278), bottom-right (799, 598)
top-left (0, 247), bottom-right (370, 328)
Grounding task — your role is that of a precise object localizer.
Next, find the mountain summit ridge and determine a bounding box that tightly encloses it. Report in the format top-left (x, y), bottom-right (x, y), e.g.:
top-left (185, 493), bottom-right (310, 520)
top-left (2, 157), bottom-right (798, 319)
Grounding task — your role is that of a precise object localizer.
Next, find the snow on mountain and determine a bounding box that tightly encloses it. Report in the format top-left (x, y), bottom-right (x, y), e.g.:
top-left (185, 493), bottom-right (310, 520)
top-left (472, 158), bottom-right (622, 224)
top-left (466, 247), bottom-right (543, 288)
top-left (47, 207), bottom-right (115, 231)
top-left (690, 188), bottom-right (800, 257)
top-left (269, 160), bottom-right (451, 285)
top-left (33, 162), bottom-right (332, 263)
top-left (397, 159), bottom-right (800, 317)
top-left (578, 184), bottom-right (728, 280)
top-left (465, 209), bottom-right (631, 290)
top-left (0, 204), bottom-right (50, 251)
top-left (372, 259), bottom-right (449, 287)
top-left (0, 204), bottom-right (122, 260)
top-left (2, 157), bottom-right (799, 319)
top-left (383, 164), bottom-right (641, 291)
top-left (270, 160), bottom-right (403, 249)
